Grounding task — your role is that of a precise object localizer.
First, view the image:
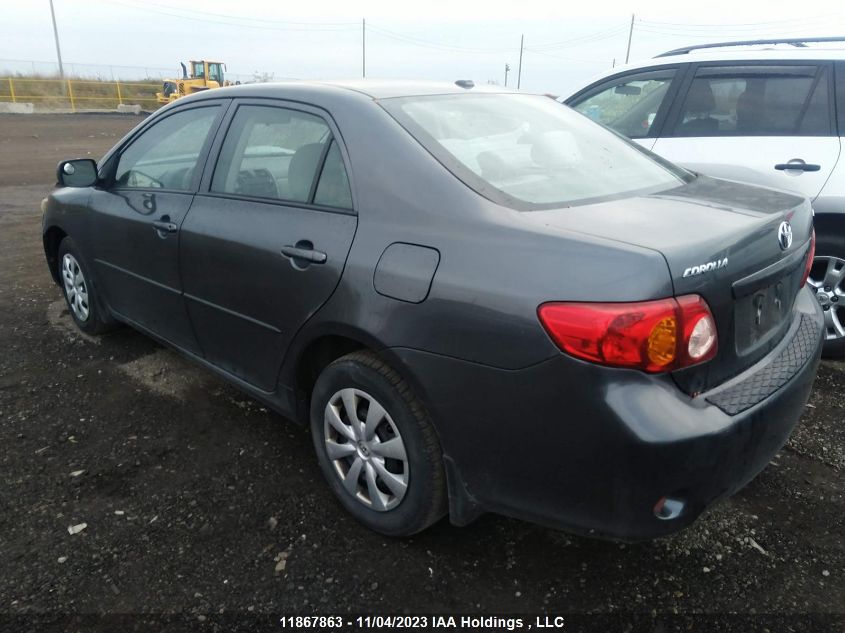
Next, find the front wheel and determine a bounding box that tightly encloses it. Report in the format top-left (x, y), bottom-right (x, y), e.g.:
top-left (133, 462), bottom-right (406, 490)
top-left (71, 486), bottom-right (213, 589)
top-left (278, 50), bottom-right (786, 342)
top-left (58, 237), bottom-right (115, 335)
top-left (310, 351), bottom-right (447, 536)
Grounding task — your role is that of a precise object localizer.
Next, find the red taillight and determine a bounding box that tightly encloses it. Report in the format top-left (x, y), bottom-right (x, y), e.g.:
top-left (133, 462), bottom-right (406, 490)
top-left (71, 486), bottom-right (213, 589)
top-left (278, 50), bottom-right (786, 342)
top-left (800, 229), bottom-right (815, 288)
top-left (538, 294), bottom-right (718, 373)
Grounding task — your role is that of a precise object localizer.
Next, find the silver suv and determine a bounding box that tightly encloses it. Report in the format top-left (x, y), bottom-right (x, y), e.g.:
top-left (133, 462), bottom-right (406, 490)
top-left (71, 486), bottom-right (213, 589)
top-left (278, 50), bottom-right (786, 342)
top-left (563, 37), bottom-right (845, 357)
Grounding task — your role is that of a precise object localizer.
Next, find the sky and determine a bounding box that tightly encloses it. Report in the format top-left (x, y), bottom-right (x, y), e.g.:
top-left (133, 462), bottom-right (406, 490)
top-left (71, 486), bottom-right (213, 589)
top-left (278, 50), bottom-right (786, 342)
top-left (2, 0), bottom-right (845, 95)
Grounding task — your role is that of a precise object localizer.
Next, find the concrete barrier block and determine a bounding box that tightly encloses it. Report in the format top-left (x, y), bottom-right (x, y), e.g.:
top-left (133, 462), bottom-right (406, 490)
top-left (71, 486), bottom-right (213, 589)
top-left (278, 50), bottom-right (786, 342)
top-left (0, 102), bottom-right (34, 114)
top-left (116, 104), bottom-right (142, 115)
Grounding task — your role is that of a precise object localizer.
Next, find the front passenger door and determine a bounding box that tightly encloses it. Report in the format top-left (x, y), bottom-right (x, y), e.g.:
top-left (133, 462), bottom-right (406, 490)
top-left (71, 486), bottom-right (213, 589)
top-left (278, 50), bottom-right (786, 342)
top-left (566, 67), bottom-right (682, 151)
top-left (88, 103), bottom-right (226, 353)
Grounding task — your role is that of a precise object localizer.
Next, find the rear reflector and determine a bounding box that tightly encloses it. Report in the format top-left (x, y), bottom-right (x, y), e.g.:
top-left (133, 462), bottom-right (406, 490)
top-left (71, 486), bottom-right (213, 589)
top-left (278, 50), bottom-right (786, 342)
top-left (800, 229), bottom-right (816, 288)
top-left (538, 295), bottom-right (718, 373)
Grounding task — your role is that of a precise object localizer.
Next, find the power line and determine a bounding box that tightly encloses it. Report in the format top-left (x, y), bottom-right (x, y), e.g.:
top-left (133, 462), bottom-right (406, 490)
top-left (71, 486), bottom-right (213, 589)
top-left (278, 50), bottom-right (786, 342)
top-left (107, 0), bottom-right (359, 26)
top-left (637, 12), bottom-right (845, 29)
top-left (521, 25), bottom-right (628, 51)
top-left (521, 48), bottom-right (614, 64)
top-left (107, 0), bottom-right (360, 31)
top-left (366, 25), bottom-right (516, 54)
top-left (636, 25), bottom-right (845, 40)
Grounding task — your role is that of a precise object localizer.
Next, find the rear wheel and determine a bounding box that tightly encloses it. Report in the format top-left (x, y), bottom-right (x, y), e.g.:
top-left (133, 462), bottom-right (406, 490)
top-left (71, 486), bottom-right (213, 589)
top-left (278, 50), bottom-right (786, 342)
top-left (58, 237), bottom-right (115, 335)
top-left (309, 351), bottom-right (447, 536)
top-left (807, 232), bottom-right (845, 358)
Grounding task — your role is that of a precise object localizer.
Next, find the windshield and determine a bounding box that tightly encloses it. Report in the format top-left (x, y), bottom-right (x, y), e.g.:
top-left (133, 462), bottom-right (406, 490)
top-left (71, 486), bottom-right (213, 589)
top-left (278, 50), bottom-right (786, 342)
top-left (383, 93), bottom-right (689, 209)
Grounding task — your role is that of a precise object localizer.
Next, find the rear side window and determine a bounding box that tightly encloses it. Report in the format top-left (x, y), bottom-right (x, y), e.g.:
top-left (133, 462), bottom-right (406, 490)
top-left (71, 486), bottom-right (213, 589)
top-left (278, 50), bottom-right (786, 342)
top-left (115, 106), bottom-right (219, 190)
top-left (313, 141), bottom-right (353, 209)
top-left (212, 104), bottom-right (335, 203)
top-left (570, 70), bottom-right (676, 138)
top-left (671, 65), bottom-right (831, 137)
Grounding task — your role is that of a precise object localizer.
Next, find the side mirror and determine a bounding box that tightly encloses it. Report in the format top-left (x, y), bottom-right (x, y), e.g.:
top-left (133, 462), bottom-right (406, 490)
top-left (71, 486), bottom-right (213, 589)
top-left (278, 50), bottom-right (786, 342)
top-left (57, 159), bottom-right (98, 187)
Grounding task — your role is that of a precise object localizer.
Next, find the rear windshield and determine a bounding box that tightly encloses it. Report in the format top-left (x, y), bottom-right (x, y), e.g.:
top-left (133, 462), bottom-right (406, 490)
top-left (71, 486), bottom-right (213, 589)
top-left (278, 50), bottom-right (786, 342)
top-left (382, 93), bottom-right (689, 210)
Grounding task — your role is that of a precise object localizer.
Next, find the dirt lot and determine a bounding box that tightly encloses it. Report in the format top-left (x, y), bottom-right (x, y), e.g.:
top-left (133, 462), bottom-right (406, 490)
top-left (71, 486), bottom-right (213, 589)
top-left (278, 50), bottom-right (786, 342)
top-left (1, 113), bottom-right (844, 630)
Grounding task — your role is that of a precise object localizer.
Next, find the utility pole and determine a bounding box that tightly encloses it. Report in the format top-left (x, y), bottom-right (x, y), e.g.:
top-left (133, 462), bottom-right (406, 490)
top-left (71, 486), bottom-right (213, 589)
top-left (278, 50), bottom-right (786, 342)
top-left (504, 63), bottom-right (510, 87)
top-left (49, 0), bottom-right (64, 77)
top-left (362, 18), bottom-right (366, 78)
top-left (625, 14), bottom-right (634, 64)
top-left (517, 35), bottom-right (524, 90)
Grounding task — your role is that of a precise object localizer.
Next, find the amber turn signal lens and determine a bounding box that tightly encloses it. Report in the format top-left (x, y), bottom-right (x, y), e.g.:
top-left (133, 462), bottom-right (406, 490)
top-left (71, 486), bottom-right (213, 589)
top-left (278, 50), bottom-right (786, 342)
top-left (647, 317), bottom-right (677, 366)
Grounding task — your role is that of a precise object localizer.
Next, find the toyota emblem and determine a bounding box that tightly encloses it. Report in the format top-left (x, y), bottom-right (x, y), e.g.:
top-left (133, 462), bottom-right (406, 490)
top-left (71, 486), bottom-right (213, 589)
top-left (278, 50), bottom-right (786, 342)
top-left (777, 221), bottom-right (793, 250)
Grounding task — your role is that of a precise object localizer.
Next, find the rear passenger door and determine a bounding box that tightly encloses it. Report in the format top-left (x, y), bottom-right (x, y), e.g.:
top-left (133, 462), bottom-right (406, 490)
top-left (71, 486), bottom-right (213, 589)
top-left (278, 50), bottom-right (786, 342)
top-left (651, 62), bottom-right (841, 198)
top-left (566, 66), bottom-right (683, 151)
top-left (179, 100), bottom-right (357, 392)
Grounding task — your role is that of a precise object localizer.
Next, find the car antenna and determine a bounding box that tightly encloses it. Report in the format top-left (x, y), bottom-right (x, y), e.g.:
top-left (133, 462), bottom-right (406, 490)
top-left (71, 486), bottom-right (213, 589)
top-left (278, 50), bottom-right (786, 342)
top-left (455, 79), bottom-right (474, 89)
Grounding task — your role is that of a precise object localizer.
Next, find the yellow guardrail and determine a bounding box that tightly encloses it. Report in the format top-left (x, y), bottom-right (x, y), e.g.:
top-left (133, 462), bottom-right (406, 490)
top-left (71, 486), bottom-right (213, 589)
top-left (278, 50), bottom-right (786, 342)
top-left (0, 77), bottom-right (161, 111)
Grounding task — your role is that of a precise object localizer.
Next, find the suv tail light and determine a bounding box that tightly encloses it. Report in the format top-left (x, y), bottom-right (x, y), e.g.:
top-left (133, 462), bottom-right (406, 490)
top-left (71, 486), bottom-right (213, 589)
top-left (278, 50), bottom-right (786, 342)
top-left (538, 295), bottom-right (718, 373)
top-left (800, 229), bottom-right (815, 288)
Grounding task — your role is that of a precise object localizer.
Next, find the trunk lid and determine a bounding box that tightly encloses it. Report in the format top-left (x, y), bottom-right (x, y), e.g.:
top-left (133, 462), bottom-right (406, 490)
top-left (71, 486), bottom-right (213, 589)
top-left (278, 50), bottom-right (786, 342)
top-left (524, 175), bottom-right (814, 393)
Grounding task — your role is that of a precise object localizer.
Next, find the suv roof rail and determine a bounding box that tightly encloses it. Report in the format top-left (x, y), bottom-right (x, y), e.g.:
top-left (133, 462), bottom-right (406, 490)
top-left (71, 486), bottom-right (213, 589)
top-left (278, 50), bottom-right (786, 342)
top-left (655, 36), bottom-right (845, 58)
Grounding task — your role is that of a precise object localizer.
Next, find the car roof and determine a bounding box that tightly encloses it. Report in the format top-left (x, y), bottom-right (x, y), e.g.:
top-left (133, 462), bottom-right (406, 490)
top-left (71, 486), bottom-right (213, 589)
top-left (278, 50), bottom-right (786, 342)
top-left (191, 79), bottom-right (519, 102)
top-left (566, 43), bottom-right (845, 98)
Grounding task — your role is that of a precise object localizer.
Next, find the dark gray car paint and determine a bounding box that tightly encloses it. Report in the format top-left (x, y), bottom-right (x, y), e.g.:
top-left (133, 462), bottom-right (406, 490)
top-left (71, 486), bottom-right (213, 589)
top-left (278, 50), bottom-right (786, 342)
top-left (43, 81), bottom-right (824, 539)
top-left (373, 243), bottom-right (440, 303)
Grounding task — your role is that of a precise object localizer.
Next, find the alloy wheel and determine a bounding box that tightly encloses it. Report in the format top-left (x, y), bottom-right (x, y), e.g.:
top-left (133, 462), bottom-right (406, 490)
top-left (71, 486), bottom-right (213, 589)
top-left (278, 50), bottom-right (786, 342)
top-left (323, 388), bottom-right (409, 512)
top-left (61, 253), bottom-right (90, 322)
top-left (808, 255), bottom-right (845, 341)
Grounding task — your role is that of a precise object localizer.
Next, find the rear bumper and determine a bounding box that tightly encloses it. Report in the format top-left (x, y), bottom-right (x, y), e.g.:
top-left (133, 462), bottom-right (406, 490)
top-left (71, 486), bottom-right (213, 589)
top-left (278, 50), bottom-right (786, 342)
top-left (392, 288), bottom-right (824, 540)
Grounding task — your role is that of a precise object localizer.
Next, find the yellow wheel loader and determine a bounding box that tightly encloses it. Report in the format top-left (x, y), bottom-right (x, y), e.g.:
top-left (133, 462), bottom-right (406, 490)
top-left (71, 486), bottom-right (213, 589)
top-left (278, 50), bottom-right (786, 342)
top-left (156, 60), bottom-right (229, 104)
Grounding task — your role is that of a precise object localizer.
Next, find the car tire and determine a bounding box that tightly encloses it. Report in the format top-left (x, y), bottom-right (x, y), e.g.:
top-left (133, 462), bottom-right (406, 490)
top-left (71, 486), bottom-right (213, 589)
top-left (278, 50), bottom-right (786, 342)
top-left (57, 237), bottom-right (115, 335)
top-left (809, 232), bottom-right (845, 358)
top-left (310, 351), bottom-right (447, 536)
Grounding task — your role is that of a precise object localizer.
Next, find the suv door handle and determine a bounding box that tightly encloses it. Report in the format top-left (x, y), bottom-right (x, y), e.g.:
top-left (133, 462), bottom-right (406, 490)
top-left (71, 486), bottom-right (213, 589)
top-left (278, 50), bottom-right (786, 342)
top-left (281, 242), bottom-right (327, 265)
top-left (774, 160), bottom-right (821, 172)
top-left (152, 219), bottom-right (178, 233)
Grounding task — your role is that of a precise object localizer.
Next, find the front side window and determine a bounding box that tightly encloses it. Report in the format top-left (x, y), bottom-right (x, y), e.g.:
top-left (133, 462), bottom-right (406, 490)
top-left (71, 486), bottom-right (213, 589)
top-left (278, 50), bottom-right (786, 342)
top-left (212, 104), bottom-right (339, 204)
top-left (114, 106), bottom-right (219, 190)
top-left (571, 70), bottom-right (676, 138)
top-left (383, 93), bottom-right (688, 209)
top-left (672, 65), bottom-right (831, 137)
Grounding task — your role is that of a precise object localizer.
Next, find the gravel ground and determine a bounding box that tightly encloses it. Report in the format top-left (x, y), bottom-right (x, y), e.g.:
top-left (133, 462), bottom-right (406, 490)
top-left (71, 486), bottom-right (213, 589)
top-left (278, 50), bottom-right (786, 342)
top-left (0, 113), bottom-right (843, 631)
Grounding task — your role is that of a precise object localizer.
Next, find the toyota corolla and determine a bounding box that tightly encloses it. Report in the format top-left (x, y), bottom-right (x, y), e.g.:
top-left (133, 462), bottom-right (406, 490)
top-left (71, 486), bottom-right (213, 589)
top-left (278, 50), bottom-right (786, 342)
top-left (42, 81), bottom-right (823, 540)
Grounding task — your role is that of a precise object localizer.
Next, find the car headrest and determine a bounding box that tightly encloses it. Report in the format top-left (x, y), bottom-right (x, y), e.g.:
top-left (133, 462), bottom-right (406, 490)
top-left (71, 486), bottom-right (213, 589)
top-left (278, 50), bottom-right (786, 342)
top-left (684, 80), bottom-right (716, 114)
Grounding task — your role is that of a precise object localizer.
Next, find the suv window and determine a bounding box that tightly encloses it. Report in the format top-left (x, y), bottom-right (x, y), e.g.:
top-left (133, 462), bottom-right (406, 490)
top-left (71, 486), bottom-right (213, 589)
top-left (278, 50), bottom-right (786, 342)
top-left (211, 104), bottom-right (337, 203)
top-left (570, 70), bottom-right (676, 138)
top-left (115, 106), bottom-right (219, 190)
top-left (671, 65), bottom-right (831, 137)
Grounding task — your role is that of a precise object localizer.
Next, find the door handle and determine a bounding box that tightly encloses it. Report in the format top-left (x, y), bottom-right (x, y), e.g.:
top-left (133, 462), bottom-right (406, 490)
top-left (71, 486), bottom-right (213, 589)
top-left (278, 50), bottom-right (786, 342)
top-left (774, 160), bottom-right (821, 172)
top-left (152, 219), bottom-right (178, 233)
top-left (281, 241), bottom-right (327, 266)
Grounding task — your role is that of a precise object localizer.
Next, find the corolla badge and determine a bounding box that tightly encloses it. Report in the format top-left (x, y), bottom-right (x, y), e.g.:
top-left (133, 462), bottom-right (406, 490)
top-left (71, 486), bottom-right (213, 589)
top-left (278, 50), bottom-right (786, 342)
top-left (682, 257), bottom-right (729, 278)
top-left (778, 221), bottom-right (793, 250)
